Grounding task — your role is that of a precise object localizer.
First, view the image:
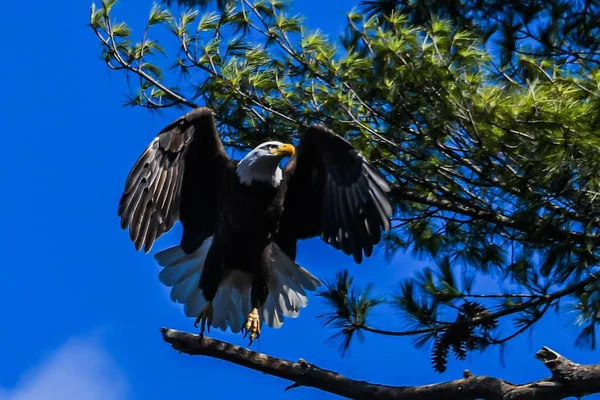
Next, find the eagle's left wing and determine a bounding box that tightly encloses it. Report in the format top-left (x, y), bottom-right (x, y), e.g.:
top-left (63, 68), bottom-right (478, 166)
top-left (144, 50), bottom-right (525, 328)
top-left (118, 107), bottom-right (231, 253)
top-left (276, 125), bottom-right (392, 264)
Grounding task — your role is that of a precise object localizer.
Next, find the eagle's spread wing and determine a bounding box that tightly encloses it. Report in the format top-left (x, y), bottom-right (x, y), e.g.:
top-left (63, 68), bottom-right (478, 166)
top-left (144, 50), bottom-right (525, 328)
top-left (277, 125), bottom-right (392, 263)
top-left (118, 107), bottom-right (231, 253)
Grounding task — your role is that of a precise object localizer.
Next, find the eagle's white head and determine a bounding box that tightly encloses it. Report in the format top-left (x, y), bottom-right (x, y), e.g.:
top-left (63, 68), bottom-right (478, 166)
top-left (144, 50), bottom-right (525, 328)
top-left (236, 141), bottom-right (296, 187)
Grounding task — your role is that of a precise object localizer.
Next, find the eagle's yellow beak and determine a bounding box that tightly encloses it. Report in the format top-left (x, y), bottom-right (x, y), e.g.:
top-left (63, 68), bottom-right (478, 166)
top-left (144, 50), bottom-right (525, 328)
top-left (273, 143), bottom-right (295, 157)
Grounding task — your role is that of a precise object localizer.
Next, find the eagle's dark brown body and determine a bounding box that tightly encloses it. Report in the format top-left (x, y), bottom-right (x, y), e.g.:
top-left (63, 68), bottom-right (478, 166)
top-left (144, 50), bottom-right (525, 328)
top-left (200, 166), bottom-right (286, 312)
top-left (118, 107), bottom-right (393, 338)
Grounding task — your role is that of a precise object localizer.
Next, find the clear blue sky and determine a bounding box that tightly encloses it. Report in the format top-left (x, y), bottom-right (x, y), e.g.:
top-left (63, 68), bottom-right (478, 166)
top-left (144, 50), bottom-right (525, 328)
top-left (0, 1), bottom-right (598, 399)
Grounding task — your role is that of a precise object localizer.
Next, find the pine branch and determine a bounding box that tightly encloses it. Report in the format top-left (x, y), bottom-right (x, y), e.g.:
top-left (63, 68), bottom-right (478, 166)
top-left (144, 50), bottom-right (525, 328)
top-left (391, 187), bottom-right (600, 246)
top-left (161, 0), bottom-right (234, 11)
top-left (161, 328), bottom-right (600, 399)
top-left (329, 273), bottom-right (598, 341)
top-left (90, 5), bottom-right (197, 110)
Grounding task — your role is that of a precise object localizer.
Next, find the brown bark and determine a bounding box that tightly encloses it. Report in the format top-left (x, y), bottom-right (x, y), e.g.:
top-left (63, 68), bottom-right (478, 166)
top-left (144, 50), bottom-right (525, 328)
top-left (161, 328), bottom-right (600, 399)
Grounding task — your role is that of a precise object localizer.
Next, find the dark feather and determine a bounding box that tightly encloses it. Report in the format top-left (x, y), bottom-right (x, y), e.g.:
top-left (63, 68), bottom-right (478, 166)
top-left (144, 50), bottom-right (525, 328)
top-left (276, 125), bottom-right (392, 264)
top-left (364, 203), bottom-right (382, 245)
top-left (346, 186), bottom-right (360, 220)
top-left (118, 107), bottom-right (232, 253)
top-left (358, 216), bottom-right (373, 258)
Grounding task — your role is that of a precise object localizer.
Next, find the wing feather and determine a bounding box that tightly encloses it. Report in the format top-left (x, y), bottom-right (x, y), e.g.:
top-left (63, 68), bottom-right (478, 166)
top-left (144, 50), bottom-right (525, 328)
top-left (346, 185), bottom-right (359, 219)
top-left (364, 203), bottom-right (382, 244)
top-left (370, 188), bottom-right (391, 232)
top-left (118, 107), bottom-right (231, 253)
top-left (344, 186), bottom-right (363, 263)
top-left (322, 175), bottom-right (338, 247)
top-left (368, 176), bottom-right (393, 218)
top-left (358, 216), bottom-right (373, 258)
top-left (277, 125), bottom-right (392, 264)
top-left (337, 185), bottom-right (352, 254)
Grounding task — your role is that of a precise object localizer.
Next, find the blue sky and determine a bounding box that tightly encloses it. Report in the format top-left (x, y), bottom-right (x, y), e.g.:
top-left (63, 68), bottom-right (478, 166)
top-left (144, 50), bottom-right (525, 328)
top-left (0, 1), bottom-right (598, 399)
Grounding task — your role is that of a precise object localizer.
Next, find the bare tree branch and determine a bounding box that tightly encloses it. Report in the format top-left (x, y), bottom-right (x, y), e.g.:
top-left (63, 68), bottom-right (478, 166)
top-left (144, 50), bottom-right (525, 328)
top-left (161, 328), bottom-right (600, 400)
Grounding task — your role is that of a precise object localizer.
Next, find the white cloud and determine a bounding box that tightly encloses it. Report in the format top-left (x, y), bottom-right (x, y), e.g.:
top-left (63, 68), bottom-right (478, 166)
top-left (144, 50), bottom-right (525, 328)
top-left (0, 337), bottom-right (128, 400)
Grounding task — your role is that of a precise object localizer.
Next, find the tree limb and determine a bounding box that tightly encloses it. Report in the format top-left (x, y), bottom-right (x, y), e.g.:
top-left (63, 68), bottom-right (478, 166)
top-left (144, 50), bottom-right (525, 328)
top-left (161, 328), bottom-right (600, 399)
top-left (391, 186), bottom-right (600, 246)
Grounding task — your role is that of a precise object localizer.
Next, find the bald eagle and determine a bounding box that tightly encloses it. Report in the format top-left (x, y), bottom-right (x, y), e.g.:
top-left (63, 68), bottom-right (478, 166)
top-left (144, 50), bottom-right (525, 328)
top-left (118, 107), bottom-right (392, 342)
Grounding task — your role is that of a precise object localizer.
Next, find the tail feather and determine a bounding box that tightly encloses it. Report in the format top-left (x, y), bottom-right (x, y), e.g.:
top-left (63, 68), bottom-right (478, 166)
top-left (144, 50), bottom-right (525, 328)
top-left (155, 246), bottom-right (187, 267)
top-left (212, 284), bottom-right (234, 331)
top-left (228, 290), bottom-right (243, 334)
top-left (239, 289), bottom-right (251, 327)
top-left (170, 273), bottom-right (199, 304)
top-left (155, 238), bottom-right (321, 333)
top-left (267, 294), bottom-right (284, 328)
top-left (278, 281), bottom-right (308, 316)
top-left (261, 272), bottom-right (283, 329)
top-left (158, 257), bottom-right (200, 286)
top-left (184, 290), bottom-right (205, 319)
top-left (261, 243), bottom-right (320, 324)
top-left (273, 246), bottom-right (321, 291)
top-left (277, 290), bottom-right (299, 318)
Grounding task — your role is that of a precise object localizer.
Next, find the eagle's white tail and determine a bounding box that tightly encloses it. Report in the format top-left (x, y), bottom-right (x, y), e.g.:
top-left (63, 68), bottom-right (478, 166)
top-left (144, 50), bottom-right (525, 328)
top-left (154, 237), bottom-right (321, 333)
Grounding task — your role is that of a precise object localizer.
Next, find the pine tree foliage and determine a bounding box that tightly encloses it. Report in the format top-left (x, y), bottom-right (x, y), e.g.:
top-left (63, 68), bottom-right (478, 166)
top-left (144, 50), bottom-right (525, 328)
top-left (161, 0), bottom-right (234, 11)
top-left (90, 0), bottom-right (600, 372)
top-left (356, 0), bottom-right (600, 70)
top-left (317, 270), bottom-right (383, 356)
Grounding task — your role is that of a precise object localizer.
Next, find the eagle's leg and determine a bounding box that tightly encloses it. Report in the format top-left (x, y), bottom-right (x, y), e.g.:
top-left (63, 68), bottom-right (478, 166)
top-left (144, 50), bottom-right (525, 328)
top-left (243, 308), bottom-right (261, 344)
top-left (194, 301), bottom-right (213, 337)
top-left (197, 249), bottom-right (224, 337)
top-left (243, 273), bottom-right (268, 345)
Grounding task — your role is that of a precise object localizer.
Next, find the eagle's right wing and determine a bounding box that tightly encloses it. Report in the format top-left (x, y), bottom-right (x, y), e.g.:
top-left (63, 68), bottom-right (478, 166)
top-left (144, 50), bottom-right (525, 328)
top-left (277, 125), bottom-right (392, 264)
top-left (118, 107), bottom-right (231, 253)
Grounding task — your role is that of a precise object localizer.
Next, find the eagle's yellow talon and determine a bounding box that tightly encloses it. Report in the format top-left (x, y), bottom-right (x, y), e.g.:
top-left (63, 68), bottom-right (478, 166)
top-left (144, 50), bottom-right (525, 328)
top-left (194, 301), bottom-right (213, 337)
top-left (243, 308), bottom-right (261, 345)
